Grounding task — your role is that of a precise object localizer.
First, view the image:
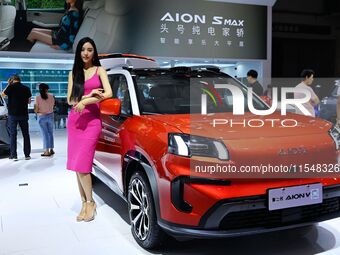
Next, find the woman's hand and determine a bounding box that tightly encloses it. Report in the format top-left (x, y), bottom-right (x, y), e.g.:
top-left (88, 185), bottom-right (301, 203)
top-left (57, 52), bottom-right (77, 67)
top-left (90, 88), bottom-right (105, 99)
top-left (51, 45), bottom-right (60, 50)
top-left (74, 101), bottom-right (85, 112)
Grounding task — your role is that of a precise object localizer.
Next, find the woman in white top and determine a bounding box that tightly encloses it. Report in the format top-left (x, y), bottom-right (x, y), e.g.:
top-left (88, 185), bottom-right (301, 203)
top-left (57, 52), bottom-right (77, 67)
top-left (35, 83), bottom-right (55, 156)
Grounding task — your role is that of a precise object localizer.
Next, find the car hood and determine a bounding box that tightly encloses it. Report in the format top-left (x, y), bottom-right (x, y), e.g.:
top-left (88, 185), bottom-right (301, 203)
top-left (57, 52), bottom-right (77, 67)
top-left (145, 112), bottom-right (332, 139)
top-left (144, 112), bottom-right (337, 176)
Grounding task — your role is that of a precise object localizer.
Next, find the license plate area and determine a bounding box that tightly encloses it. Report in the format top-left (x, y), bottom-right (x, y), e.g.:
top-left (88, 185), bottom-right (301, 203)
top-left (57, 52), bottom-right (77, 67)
top-left (268, 183), bottom-right (323, 211)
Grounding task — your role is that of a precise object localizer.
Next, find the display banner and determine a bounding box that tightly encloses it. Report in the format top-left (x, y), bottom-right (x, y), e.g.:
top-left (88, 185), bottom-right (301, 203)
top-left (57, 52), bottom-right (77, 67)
top-left (131, 0), bottom-right (267, 59)
top-left (0, 0), bottom-right (267, 59)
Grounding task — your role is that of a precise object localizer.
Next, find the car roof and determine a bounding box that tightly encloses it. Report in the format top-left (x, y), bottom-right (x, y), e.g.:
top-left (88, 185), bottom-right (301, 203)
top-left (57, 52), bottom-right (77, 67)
top-left (99, 54), bottom-right (159, 70)
top-left (130, 67), bottom-right (233, 79)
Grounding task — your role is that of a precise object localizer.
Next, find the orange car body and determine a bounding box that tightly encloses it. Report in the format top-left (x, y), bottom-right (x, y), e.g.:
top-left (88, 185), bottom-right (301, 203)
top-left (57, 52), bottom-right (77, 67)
top-left (94, 55), bottom-right (340, 245)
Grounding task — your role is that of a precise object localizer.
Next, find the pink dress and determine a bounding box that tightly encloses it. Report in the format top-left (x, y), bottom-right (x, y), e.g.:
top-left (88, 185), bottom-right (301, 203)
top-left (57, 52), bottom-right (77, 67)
top-left (67, 68), bottom-right (102, 173)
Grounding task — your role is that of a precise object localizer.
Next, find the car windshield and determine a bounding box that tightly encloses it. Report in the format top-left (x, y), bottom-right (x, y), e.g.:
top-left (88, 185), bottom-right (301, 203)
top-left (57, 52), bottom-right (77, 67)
top-left (132, 68), bottom-right (268, 114)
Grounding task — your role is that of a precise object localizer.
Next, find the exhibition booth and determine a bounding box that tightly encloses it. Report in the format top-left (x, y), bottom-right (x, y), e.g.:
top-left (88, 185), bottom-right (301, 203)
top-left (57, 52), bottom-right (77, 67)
top-left (1, 0), bottom-right (340, 254)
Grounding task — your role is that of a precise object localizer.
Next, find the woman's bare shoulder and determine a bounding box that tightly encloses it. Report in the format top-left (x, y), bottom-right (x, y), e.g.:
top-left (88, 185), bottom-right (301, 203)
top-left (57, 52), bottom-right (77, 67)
top-left (97, 66), bottom-right (107, 74)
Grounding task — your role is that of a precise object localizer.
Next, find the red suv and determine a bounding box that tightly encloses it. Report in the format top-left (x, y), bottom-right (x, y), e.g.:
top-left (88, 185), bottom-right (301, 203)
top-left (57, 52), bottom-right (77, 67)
top-left (94, 54), bottom-right (340, 249)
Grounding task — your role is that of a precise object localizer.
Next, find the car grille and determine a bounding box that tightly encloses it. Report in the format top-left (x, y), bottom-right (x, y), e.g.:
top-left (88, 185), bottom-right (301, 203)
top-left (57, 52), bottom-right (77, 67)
top-left (219, 197), bottom-right (340, 230)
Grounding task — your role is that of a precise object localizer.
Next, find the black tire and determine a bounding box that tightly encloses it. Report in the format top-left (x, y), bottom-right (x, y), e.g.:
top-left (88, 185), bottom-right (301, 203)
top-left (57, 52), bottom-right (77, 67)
top-left (128, 171), bottom-right (166, 249)
top-left (0, 148), bottom-right (9, 155)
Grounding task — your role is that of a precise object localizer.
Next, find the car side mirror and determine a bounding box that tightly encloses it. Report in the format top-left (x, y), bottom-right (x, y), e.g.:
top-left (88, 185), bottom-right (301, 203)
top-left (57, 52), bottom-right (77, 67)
top-left (100, 98), bottom-right (121, 116)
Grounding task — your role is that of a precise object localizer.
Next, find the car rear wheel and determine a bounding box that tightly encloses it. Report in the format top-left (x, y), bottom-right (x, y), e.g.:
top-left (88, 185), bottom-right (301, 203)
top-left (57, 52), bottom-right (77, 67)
top-left (128, 171), bottom-right (166, 249)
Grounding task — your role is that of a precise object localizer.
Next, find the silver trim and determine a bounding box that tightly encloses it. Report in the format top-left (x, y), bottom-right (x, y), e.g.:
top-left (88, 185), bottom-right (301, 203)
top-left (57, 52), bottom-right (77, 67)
top-left (129, 178), bottom-right (150, 241)
top-left (106, 69), bottom-right (140, 116)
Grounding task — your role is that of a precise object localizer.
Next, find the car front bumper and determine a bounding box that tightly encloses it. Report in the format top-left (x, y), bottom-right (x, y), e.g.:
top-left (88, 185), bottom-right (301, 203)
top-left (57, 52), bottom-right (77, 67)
top-left (159, 184), bottom-right (340, 238)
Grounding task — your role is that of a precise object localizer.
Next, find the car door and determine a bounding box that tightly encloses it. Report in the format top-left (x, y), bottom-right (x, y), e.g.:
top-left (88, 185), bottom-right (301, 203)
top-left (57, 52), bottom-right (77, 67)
top-left (0, 95), bottom-right (10, 147)
top-left (94, 72), bottom-right (134, 192)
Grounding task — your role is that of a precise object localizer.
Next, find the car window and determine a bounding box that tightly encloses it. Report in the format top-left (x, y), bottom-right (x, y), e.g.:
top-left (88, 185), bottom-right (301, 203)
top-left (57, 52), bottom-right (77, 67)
top-left (133, 70), bottom-right (268, 115)
top-left (26, 0), bottom-right (65, 9)
top-left (108, 74), bottom-right (132, 115)
top-left (0, 96), bottom-right (3, 106)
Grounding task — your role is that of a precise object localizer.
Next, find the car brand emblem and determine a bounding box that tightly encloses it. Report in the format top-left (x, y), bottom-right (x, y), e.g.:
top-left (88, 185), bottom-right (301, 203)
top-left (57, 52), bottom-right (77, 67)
top-left (278, 147), bottom-right (307, 156)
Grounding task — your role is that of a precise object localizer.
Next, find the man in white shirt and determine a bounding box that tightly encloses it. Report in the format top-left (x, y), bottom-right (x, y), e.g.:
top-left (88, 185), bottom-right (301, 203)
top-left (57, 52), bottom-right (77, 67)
top-left (294, 69), bottom-right (320, 117)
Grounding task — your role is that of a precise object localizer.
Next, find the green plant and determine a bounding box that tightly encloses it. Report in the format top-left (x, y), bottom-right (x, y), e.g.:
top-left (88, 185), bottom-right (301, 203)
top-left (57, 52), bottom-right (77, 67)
top-left (27, 0), bottom-right (65, 9)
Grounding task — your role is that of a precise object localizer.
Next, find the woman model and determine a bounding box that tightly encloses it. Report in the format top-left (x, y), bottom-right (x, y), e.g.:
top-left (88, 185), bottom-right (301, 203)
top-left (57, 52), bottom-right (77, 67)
top-left (67, 37), bottom-right (112, 221)
top-left (27, 0), bottom-right (82, 50)
top-left (35, 83), bottom-right (55, 156)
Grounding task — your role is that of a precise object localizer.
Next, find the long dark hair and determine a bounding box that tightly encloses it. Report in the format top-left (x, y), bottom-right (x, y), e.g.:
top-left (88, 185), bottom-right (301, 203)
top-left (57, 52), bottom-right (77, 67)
top-left (70, 37), bottom-right (101, 103)
top-left (39, 83), bottom-right (49, 100)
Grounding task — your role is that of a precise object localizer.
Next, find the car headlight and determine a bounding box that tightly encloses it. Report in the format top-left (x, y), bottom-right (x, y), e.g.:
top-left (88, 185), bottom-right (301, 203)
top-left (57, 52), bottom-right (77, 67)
top-left (329, 126), bottom-right (340, 150)
top-left (0, 115), bottom-right (7, 120)
top-left (168, 133), bottom-right (229, 160)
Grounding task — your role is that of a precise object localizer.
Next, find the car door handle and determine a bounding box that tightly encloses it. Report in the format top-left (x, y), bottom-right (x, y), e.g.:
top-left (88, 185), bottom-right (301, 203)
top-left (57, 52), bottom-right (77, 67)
top-left (34, 12), bottom-right (41, 16)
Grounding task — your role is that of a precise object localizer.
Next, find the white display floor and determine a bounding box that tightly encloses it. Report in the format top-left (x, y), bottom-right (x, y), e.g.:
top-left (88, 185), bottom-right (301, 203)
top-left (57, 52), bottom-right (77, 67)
top-left (1, 129), bottom-right (340, 255)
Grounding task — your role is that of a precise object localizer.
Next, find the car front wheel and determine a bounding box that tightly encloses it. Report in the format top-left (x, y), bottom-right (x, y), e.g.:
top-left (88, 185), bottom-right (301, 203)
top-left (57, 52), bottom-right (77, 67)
top-left (128, 171), bottom-right (165, 249)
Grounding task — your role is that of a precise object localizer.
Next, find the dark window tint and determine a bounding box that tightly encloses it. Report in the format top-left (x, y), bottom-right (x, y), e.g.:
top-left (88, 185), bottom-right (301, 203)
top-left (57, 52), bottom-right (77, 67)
top-left (108, 74), bottom-right (132, 115)
top-left (133, 69), bottom-right (267, 115)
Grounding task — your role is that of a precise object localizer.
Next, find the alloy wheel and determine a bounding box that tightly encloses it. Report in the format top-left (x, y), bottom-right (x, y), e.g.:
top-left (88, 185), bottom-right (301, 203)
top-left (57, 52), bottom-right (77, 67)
top-left (128, 178), bottom-right (150, 241)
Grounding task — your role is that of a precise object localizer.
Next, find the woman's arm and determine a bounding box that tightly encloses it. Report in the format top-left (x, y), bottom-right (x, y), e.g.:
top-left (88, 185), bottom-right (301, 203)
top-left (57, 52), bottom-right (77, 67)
top-left (67, 71), bottom-right (74, 105)
top-left (51, 94), bottom-right (55, 110)
top-left (73, 67), bottom-right (113, 112)
top-left (78, 67), bottom-right (112, 103)
top-left (310, 89), bottom-right (320, 106)
top-left (81, 93), bottom-right (94, 100)
top-left (73, 95), bottom-right (102, 112)
top-left (98, 66), bottom-right (113, 99)
top-left (34, 95), bottom-right (39, 113)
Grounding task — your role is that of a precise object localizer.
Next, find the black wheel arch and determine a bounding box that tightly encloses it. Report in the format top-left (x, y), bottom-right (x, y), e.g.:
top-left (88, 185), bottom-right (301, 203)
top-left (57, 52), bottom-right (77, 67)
top-left (123, 150), bottom-right (161, 220)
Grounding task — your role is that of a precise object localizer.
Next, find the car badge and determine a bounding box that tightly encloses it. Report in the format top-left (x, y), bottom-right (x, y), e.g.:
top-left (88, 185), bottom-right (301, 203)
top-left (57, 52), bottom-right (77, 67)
top-left (278, 147), bottom-right (307, 156)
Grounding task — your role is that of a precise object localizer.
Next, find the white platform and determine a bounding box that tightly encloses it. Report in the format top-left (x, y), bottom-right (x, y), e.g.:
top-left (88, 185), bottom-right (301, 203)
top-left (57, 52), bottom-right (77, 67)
top-left (1, 129), bottom-right (340, 255)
